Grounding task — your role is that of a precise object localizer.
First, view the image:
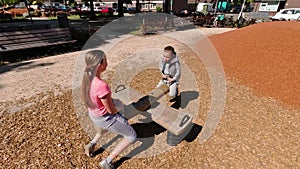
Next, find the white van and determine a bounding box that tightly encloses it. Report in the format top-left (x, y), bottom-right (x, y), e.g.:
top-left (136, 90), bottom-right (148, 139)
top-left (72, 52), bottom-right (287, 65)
top-left (196, 3), bottom-right (214, 13)
top-left (271, 8), bottom-right (300, 21)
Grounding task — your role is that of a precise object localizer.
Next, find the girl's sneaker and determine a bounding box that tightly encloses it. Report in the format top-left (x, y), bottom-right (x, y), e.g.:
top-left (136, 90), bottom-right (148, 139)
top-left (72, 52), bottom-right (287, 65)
top-left (99, 159), bottom-right (115, 169)
top-left (84, 142), bottom-right (96, 157)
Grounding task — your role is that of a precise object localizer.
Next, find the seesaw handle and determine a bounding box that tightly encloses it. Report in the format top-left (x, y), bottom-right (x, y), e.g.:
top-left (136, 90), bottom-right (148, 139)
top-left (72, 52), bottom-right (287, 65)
top-left (115, 85), bottom-right (126, 93)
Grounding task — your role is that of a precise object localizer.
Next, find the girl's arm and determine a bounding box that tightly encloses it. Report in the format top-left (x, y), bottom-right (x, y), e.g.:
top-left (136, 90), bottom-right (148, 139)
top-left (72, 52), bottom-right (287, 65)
top-left (101, 94), bottom-right (118, 114)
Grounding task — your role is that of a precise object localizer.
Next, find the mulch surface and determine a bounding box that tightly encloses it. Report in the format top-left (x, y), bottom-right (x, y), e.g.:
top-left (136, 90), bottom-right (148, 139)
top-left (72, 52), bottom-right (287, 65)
top-left (209, 21), bottom-right (300, 109)
top-left (1, 21), bottom-right (299, 169)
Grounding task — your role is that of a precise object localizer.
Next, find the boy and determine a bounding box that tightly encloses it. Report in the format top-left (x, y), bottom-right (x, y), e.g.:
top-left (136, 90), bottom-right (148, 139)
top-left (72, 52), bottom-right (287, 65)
top-left (157, 46), bottom-right (181, 101)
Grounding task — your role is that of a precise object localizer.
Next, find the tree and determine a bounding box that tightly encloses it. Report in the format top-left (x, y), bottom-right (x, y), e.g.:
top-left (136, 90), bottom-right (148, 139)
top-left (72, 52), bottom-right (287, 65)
top-left (118, 0), bottom-right (124, 17)
top-left (136, 0), bottom-right (139, 13)
top-left (89, 0), bottom-right (96, 20)
top-left (117, 0), bottom-right (132, 17)
top-left (233, 0), bottom-right (253, 6)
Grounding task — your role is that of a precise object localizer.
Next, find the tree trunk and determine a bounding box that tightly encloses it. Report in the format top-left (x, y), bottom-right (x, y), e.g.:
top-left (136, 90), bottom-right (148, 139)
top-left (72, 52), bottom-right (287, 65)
top-left (89, 0), bottom-right (96, 20)
top-left (24, 0), bottom-right (33, 23)
top-left (163, 0), bottom-right (170, 13)
top-left (118, 0), bottom-right (124, 17)
top-left (136, 0), bottom-right (140, 13)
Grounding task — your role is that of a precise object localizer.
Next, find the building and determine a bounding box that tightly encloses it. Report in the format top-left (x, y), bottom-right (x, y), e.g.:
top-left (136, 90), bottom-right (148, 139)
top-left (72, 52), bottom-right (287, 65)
top-left (286, 0), bottom-right (300, 8)
top-left (253, 0), bottom-right (300, 14)
top-left (91, 0), bottom-right (300, 14)
top-left (100, 0), bottom-right (164, 12)
top-left (187, 0), bottom-right (300, 14)
top-left (138, 0), bottom-right (164, 12)
top-left (99, 0), bottom-right (191, 13)
top-left (172, 0), bottom-right (190, 13)
top-left (95, 0), bottom-right (199, 13)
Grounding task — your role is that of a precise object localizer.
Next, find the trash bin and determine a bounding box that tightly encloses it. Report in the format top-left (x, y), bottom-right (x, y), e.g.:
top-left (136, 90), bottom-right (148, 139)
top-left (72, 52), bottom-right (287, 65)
top-left (57, 13), bottom-right (69, 28)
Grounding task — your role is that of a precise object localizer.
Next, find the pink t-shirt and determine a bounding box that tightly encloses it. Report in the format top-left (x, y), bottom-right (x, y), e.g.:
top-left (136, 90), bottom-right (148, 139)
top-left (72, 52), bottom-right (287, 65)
top-left (88, 77), bottom-right (111, 117)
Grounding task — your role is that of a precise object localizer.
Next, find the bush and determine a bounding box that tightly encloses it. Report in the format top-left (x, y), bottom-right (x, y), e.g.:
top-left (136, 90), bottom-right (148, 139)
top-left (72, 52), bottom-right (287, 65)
top-left (156, 6), bottom-right (162, 12)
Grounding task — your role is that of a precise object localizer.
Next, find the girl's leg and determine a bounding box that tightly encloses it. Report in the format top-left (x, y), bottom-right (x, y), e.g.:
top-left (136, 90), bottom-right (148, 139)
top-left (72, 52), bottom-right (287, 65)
top-left (91, 133), bottom-right (101, 144)
top-left (92, 129), bottom-right (109, 143)
top-left (85, 129), bottom-right (108, 157)
top-left (107, 137), bottom-right (132, 160)
top-left (102, 113), bottom-right (136, 163)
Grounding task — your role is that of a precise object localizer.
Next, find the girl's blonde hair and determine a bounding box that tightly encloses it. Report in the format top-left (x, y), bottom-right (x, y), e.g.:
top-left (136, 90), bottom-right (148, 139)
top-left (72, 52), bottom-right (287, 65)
top-left (81, 50), bottom-right (105, 108)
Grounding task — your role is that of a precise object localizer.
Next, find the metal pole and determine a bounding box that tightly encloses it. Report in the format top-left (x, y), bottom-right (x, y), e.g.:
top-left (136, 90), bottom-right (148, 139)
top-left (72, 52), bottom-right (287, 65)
top-left (238, 0), bottom-right (246, 20)
top-left (214, 0), bottom-right (219, 15)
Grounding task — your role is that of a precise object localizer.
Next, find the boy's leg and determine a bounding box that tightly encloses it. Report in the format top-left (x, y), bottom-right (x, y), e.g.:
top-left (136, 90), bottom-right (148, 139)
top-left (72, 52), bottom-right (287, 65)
top-left (169, 83), bottom-right (178, 99)
top-left (156, 79), bottom-right (166, 88)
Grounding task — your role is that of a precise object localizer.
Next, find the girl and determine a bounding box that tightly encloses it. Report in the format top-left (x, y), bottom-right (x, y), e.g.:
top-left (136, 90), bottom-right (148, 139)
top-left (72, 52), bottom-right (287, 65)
top-left (81, 50), bottom-right (136, 169)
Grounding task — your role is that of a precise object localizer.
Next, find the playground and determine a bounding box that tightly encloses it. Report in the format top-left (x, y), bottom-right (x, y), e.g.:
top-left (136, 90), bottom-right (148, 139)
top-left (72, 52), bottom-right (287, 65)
top-left (0, 21), bottom-right (299, 168)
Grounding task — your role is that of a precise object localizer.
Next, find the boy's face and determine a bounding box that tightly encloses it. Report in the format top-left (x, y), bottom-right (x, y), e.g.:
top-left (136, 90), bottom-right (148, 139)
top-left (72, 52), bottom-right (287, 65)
top-left (163, 50), bottom-right (173, 62)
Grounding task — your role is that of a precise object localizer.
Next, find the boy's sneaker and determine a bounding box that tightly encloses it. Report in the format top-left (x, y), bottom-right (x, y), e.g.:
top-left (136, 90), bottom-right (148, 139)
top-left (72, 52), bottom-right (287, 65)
top-left (85, 142), bottom-right (96, 157)
top-left (169, 97), bottom-right (177, 102)
top-left (99, 159), bottom-right (115, 169)
top-left (169, 94), bottom-right (178, 102)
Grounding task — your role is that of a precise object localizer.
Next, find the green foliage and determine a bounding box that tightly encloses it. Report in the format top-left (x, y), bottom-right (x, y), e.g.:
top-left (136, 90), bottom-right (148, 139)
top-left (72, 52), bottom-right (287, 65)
top-left (156, 6), bottom-right (162, 12)
top-left (67, 14), bottom-right (80, 20)
top-left (1, 0), bottom-right (43, 5)
top-left (2, 0), bottom-right (18, 5)
top-left (233, 0), bottom-right (253, 6)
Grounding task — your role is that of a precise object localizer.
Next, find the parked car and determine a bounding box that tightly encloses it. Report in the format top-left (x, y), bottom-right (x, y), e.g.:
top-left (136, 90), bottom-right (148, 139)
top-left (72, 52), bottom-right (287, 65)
top-left (271, 8), bottom-right (300, 21)
top-left (196, 3), bottom-right (214, 13)
top-left (232, 5), bottom-right (253, 13)
top-left (80, 6), bottom-right (90, 11)
top-left (101, 7), bottom-right (113, 15)
top-left (94, 6), bottom-right (102, 12)
top-left (244, 6), bottom-right (253, 12)
top-left (127, 7), bottom-right (136, 14)
top-left (232, 6), bottom-right (242, 13)
top-left (114, 6), bottom-right (127, 13)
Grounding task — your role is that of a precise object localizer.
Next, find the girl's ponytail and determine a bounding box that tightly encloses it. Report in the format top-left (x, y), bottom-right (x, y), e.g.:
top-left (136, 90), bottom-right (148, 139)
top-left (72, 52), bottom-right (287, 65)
top-left (81, 50), bottom-right (105, 108)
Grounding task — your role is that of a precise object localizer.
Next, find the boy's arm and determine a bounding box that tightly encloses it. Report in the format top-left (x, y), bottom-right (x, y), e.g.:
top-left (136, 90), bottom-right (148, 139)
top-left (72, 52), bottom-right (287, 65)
top-left (172, 61), bottom-right (181, 82)
top-left (159, 59), bottom-right (168, 79)
top-left (159, 59), bottom-right (164, 73)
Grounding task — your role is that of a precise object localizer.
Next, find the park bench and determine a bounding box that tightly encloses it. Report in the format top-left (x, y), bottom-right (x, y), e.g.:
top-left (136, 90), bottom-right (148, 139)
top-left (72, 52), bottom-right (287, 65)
top-left (0, 13), bottom-right (13, 21)
top-left (0, 27), bottom-right (76, 54)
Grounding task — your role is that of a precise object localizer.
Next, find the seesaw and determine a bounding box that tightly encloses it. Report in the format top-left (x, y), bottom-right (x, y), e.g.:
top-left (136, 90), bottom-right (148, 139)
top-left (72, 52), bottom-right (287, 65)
top-left (112, 84), bottom-right (193, 145)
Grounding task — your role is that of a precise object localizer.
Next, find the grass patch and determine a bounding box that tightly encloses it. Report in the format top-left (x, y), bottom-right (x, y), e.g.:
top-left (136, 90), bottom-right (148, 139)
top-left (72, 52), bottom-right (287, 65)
top-left (67, 15), bottom-right (81, 20)
top-left (0, 17), bottom-right (29, 23)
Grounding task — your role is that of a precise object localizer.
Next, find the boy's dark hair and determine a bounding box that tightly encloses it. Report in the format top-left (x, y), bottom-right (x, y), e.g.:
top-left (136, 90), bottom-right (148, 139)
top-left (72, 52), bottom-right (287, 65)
top-left (164, 46), bottom-right (176, 55)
